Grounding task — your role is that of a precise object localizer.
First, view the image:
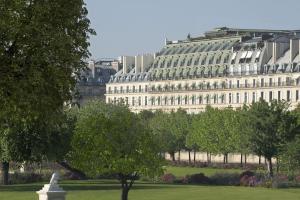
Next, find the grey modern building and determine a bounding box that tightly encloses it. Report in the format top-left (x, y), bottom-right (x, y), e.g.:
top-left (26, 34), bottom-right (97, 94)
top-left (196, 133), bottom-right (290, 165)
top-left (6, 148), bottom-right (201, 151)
top-left (76, 58), bottom-right (120, 105)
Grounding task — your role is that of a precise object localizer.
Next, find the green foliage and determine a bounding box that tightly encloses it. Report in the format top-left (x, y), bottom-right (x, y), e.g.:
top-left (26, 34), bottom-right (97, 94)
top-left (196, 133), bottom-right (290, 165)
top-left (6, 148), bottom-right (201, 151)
top-left (246, 100), bottom-right (297, 160)
top-left (190, 106), bottom-right (240, 156)
top-left (70, 101), bottom-right (163, 179)
top-left (0, 0), bottom-right (95, 164)
top-left (279, 135), bottom-right (300, 176)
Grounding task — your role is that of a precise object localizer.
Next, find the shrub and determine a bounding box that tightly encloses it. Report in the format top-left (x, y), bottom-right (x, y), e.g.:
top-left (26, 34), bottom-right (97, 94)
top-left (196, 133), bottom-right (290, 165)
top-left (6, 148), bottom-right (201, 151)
top-left (240, 171), bottom-right (255, 178)
top-left (9, 172), bottom-right (49, 184)
top-left (160, 173), bottom-right (176, 183)
top-left (295, 175), bottom-right (300, 183)
top-left (272, 174), bottom-right (289, 188)
top-left (210, 173), bottom-right (240, 186)
top-left (187, 173), bottom-right (211, 184)
top-left (240, 175), bottom-right (260, 187)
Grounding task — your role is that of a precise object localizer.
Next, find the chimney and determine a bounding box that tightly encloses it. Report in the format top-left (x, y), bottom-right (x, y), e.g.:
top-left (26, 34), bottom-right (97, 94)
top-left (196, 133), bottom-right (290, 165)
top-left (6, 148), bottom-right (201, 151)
top-left (135, 55), bottom-right (141, 73)
top-left (290, 39), bottom-right (299, 63)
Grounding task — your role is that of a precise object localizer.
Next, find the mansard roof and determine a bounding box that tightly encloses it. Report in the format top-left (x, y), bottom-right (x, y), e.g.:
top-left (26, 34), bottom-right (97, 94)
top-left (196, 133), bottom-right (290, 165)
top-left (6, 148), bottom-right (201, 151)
top-left (109, 27), bottom-right (300, 84)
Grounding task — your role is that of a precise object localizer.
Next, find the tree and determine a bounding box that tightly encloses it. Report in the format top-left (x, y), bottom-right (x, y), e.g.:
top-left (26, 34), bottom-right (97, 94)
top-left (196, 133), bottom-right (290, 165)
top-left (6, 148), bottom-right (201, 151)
top-left (0, 0), bottom-right (94, 184)
top-left (149, 111), bottom-right (178, 161)
top-left (246, 100), bottom-right (298, 177)
top-left (70, 101), bottom-right (163, 200)
top-left (190, 106), bottom-right (239, 164)
top-left (169, 109), bottom-right (189, 162)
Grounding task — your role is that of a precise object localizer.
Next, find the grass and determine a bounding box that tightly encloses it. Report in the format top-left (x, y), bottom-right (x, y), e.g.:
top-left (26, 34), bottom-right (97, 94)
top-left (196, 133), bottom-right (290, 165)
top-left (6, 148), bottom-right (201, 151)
top-left (0, 180), bottom-right (300, 200)
top-left (165, 166), bottom-right (243, 177)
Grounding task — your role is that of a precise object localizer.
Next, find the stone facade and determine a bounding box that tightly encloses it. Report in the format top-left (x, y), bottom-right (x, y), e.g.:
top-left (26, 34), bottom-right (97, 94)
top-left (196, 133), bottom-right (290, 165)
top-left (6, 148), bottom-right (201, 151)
top-left (106, 27), bottom-right (300, 113)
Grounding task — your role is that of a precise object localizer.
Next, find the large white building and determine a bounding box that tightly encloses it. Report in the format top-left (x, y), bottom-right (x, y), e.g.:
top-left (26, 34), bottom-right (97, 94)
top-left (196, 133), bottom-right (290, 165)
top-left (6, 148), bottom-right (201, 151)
top-left (106, 27), bottom-right (300, 113)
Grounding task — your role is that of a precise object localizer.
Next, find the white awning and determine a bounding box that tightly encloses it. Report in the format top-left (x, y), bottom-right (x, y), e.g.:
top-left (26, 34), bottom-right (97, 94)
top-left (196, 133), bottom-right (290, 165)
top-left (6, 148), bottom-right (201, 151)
top-left (255, 51), bottom-right (261, 58)
top-left (231, 52), bottom-right (237, 60)
top-left (240, 51), bottom-right (248, 59)
top-left (246, 51), bottom-right (253, 58)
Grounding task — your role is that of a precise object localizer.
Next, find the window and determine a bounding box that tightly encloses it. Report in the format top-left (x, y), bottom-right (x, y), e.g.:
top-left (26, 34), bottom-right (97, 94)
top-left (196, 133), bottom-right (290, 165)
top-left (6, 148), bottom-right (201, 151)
top-left (229, 93), bottom-right (232, 104)
top-left (144, 96), bottom-right (147, 106)
top-left (253, 79), bottom-right (256, 87)
top-left (199, 96), bottom-right (203, 104)
top-left (145, 85), bottom-right (148, 92)
top-left (184, 96), bottom-right (188, 105)
top-left (177, 96), bottom-right (181, 105)
top-left (245, 80), bottom-right (248, 88)
top-left (125, 97), bottom-right (129, 105)
top-left (296, 90), bottom-right (299, 101)
top-left (260, 78), bottom-right (264, 87)
top-left (113, 97), bottom-right (116, 104)
top-left (120, 86), bottom-right (123, 93)
top-left (229, 80), bottom-right (232, 88)
top-left (287, 90), bottom-right (291, 101)
top-left (138, 97), bottom-right (141, 106)
top-left (278, 91), bottom-right (281, 100)
top-left (260, 92), bottom-right (264, 100)
top-left (139, 85), bottom-right (142, 92)
top-left (244, 92), bottom-right (248, 103)
top-left (269, 78), bottom-right (273, 87)
top-left (269, 91), bottom-right (273, 102)
top-left (236, 93), bottom-right (240, 103)
top-left (206, 95), bottom-right (210, 104)
top-left (126, 86), bottom-right (129, 92)
top-left (114, 86), bottom-right (117, 93)
top-left (192, 96), bottom-right (195, 104)
top-left (108, 87), bottom-right (111, 93)
top-left (221, 94), bottom-right (225, 103)
top-left (151, 97), bottom-right (155, 105)
top-left (237, 80), bottom-right (240, 88)
top-left (214, 95), bottom-right (218, 104)
top-left (133, 86), bottom-right (135, 92)
top-left (164, 97), bottom-right (168, 105)
top-left (157, 97), bottom-right (161, 105)
top-left (132, 97), bottom-right (135, 106)
top-left (278, 78), bottom-right (281, 86)
top-left (252, 92), bottom-right (256, 102)
top-left (171, 97), bottom-right (174, 105)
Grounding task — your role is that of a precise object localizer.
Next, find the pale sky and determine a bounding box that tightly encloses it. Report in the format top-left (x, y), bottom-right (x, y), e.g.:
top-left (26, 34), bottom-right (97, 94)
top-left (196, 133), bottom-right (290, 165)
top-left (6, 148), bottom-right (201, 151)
top-left (84, 0), bottom-right (300, 59)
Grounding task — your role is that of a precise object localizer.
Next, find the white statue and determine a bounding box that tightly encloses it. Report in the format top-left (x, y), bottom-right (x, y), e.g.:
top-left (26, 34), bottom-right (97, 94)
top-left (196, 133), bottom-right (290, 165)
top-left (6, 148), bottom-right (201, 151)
top-left (49, 172), bottom-right (59, 185)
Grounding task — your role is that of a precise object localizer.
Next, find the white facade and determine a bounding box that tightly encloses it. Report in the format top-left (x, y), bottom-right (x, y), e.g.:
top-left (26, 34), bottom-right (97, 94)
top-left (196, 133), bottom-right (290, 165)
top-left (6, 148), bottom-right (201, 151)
top-left (106, 28), bottom-right (300, 113)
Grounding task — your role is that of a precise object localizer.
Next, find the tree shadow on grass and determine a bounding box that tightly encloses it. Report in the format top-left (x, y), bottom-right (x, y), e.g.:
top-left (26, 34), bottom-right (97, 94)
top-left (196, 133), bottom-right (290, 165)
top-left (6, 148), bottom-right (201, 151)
top-left (0, 182), bottom-right (181, 192)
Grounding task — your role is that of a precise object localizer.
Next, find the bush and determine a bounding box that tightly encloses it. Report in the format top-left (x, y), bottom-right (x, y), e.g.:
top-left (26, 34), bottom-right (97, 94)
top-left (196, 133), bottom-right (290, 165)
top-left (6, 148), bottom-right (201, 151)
top-left (272, 174), bottom-right (289, 188)
top-left (210, 173), bottom-right (240, 186)
top-left (9, 172), bottom-right (51, 184)
top-left (160, 173), bottom-right (176, 183)
top-left (187, 173), bottom-right (211, 184)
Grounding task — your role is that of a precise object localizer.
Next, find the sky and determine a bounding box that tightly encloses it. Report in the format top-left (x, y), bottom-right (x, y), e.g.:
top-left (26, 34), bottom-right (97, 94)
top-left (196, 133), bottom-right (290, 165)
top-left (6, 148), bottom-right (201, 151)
top-left (84, 0), bottom-right (300, 59)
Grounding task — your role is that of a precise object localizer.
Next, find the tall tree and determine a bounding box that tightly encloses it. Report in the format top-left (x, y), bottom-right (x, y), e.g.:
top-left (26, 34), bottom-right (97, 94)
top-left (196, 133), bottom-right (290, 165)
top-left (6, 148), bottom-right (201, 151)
top-left (70, 101), bottom-right (163, 200)
top-left (149, 111), bottom-right (178, 161)
top-left (246, 100), bottom-right (298, 177)
top-left (0, 0), bottom-right (94, 184)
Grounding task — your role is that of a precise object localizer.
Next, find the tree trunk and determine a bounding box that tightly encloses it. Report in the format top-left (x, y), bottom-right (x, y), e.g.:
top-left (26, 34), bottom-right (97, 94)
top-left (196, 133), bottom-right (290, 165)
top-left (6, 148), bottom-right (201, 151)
top-left (266, 158), bottom-right (273, 177)
top-left (258, 156), bottom-right (261, 165)
top-left (193, 150), bottom-right (196, 164)
top-left (188, 150), bottom-right (191, 164)
top-left (223, 154), bottom-right (226, 164)
top-left (1, 161), bottom-right (9, 185)
top-left (244, 154), bottom-right (247, 164)
top-left (178, 150), bottom-right (181, 162)
top-left (207, 152), bottom-right (211, 164)
top-left (276, 157), bottom-right (279, 173)
top-left (57, 161), bottom-right (87, 179)
top-left (240, 154), bottom-right (243, 167)
top-left (170, 152), bottom-right (175, 161)
top-left (121, 186), bottom-right (129, 200)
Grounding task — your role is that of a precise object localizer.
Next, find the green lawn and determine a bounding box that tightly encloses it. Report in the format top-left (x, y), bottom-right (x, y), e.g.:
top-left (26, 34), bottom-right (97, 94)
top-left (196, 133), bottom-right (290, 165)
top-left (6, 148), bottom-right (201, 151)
top-left (1, 180), bottom-right (300, 200)
top-left (165, 166), bottom-right (243, 177)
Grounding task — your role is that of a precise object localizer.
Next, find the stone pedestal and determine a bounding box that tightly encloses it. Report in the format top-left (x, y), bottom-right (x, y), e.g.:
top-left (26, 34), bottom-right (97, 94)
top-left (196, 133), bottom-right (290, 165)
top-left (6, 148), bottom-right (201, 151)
top-left (36, 183), bottom-right (66, 200)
